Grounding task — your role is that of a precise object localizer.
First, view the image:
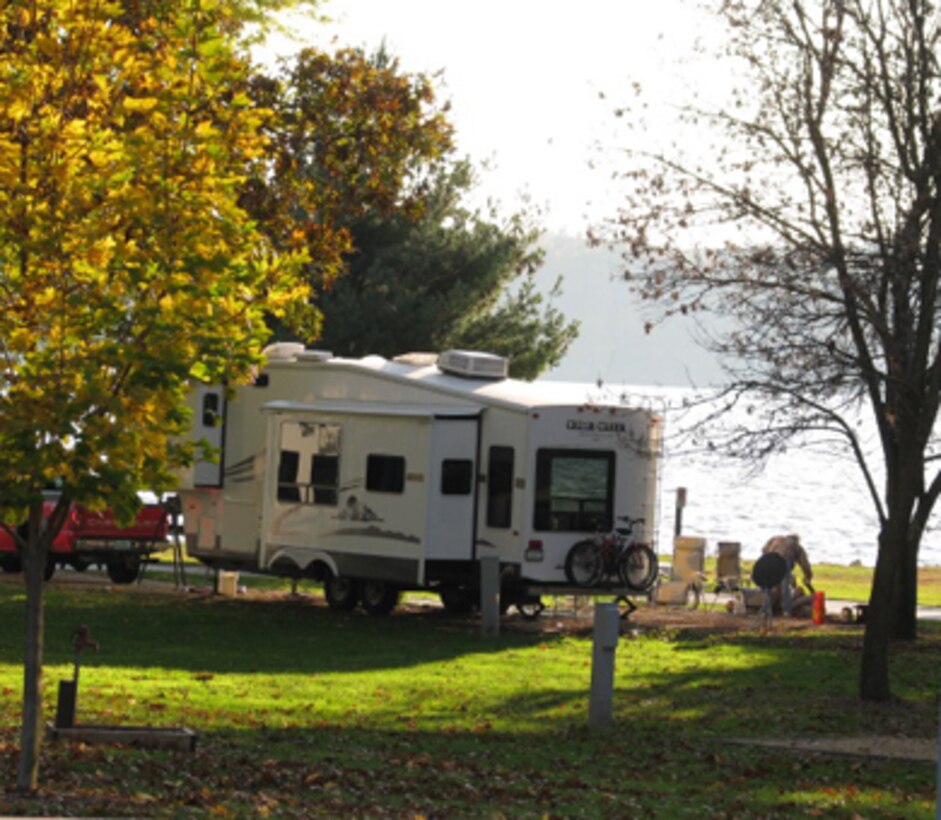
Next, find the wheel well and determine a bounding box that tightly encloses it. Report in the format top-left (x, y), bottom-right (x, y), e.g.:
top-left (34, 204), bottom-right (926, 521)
top-left (305, 560), bottom-right (330, 582)
top-left (267, 549), bottom-right (336, 582)
top-left (269, 556), bottom-right (304, 578)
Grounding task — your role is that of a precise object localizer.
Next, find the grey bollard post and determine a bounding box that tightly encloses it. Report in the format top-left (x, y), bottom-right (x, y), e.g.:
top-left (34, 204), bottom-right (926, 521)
top-left (479, 554), bottom-right (500, 637)
top-left (589, 602), bottom-right (620, 730)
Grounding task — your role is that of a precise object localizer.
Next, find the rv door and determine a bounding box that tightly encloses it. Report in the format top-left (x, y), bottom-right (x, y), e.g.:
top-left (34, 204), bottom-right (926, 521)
top-left (193, 385), bottom-right (226, 487)
top-left (426, 416), bottom-right (480, 561)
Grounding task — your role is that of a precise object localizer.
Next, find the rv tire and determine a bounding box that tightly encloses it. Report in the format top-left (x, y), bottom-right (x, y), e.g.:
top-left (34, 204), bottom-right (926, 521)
top-left (361, 580), bottom-right (400, 615)
top-left (324, 574), bottom-right (360, 610)
top-left (439, 585), bottom-right (476, 614)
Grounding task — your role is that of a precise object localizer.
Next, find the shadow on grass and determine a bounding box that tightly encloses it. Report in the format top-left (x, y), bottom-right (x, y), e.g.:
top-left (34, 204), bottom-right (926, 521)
top-left (0, 581), bottom-right (557, 675)
top-left (414, 624), bottom-right (939, 742)
top-left (2, 581), bottom-right (938, 746)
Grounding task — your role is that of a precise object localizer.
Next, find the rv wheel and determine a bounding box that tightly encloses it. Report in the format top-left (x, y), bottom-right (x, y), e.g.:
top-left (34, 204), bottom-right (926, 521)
top-left (324, 574), bottom-right (360, 610)
top-left (361, 581), bottom-right (400, 615)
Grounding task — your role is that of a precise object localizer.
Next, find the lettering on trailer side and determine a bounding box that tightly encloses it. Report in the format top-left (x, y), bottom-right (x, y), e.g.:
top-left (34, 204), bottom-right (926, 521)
top-left (565, 420), bottom-right (627, 433)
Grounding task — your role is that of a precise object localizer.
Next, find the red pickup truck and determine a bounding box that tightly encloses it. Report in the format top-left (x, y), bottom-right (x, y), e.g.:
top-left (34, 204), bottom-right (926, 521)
top-left (0, 501), bottom-right (169, 584)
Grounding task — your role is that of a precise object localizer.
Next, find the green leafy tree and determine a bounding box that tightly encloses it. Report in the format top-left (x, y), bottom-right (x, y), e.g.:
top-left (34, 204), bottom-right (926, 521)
top-left (0, 1), bottom-right (309, 791)
top-left (321, 160), bottom-right (578, 379)
top-left (601, 0), bottom-right (941, 700)
top-left (242, 45), bottom-right (454, 338)
top-left (248, 48), bottom-right (577, 378)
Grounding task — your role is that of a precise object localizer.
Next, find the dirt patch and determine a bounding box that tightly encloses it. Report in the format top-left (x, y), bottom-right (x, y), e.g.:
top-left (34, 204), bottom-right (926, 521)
top-left (10, 570), bottom-right (851, 636)
top-left (497, 596), bottom-right (849, 637)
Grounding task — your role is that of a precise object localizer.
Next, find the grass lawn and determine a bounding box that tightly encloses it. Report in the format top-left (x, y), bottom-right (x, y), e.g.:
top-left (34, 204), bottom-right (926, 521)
top-left (0, 574), bottom-right (937, 818)
top-left (674, 557), bottom-right (941, 608)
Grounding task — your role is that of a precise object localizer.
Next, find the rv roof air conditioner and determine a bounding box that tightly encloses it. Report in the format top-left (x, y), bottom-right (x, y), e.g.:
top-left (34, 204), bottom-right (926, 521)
top-left (437, 350), bottom-right (509, 380)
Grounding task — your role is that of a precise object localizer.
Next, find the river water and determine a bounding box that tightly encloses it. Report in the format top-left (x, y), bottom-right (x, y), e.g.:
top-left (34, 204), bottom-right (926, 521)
top-left (617, 385), bottom-right (940, 568)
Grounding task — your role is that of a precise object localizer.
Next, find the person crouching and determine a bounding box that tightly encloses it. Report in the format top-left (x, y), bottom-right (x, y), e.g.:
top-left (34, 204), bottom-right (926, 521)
top-left (761, 533), bottom-right (815, 616)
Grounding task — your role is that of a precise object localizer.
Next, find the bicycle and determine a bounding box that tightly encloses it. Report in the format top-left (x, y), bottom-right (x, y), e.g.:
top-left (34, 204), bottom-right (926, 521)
top-left (563, 515), bottom-right (659, 592)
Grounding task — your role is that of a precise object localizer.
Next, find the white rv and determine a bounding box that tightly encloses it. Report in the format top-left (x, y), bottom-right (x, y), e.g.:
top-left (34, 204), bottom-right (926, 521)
top-left (178, 346), bottom-right (662, 614)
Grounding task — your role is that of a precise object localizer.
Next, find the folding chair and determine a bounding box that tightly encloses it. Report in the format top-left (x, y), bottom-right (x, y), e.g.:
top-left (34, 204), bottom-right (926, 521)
top-left (715, 541), bottom-right (742, 593)
top-left (653, 536), bottom-right (706, 608)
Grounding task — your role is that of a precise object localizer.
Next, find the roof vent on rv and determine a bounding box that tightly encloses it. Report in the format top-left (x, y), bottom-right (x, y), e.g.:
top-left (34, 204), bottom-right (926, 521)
top-left (437, 350), bottom-right (509, 380)
top-left (263, 342), bottom-right (305, 362)
top-left (393, 352), bottom-right (439, 367)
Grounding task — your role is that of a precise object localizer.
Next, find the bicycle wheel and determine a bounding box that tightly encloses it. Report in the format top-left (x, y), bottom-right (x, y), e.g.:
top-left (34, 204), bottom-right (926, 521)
top-left (564, 540), bottom-right (604, 586)
top-left (618, 543), bottom-right (658, 592)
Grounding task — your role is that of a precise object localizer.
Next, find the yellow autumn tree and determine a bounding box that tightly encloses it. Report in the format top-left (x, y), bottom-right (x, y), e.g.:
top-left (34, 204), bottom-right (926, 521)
top-left (0, 1), bottom-right (309, 791)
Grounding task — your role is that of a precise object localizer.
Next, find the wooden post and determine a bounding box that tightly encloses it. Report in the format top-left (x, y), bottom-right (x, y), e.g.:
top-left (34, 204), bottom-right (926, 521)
top-left (674, 487), bottom-right (687, 539)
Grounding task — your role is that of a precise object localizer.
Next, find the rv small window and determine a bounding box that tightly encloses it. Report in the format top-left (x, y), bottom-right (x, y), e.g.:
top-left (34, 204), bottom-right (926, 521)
top-left (310, 454), bottom-right (339, 505)
top-left (534, 449), bottom-right (614, 532)
top-left (366, 455), bottom-right (405, 494)
top-left (277, 450), bottom-right (301, 503)
top-left (202, 393), bottom-right (220, 426)
top-left (441, 459), bottom-right (473, 495)
top-left (486, 446), bottom-right (514, 528)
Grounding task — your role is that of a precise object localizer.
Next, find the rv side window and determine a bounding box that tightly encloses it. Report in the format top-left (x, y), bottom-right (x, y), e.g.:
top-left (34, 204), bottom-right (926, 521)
top-left (277, 450), bottom-right (301, 502)
top-left (202, 393), bottom-right (220, 426)
top-left (533, 449), bottom-right (614, 532)
top-left (310, 455), bottom-right (339, 505)
top-left (486, 446), bottom-right (514, 528)
top-left (441, 459), bottom-right (473, 495)
top-left (366, 455), bottom-right (405, 494)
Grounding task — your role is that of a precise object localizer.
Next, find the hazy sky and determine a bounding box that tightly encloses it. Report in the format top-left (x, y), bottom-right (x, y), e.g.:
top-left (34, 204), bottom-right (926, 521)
top-left (265, 0), bottom-right (724, 235)
top-left (262, 1), bottom-right (731, 385)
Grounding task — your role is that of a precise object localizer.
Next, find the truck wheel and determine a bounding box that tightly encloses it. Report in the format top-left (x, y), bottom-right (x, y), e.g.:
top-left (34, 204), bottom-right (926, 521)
top-left (0, 555), bottom-right (22, 573)
top-left (361, 581), bottom-right (400, 615)
top-left (439, 585), bottom-right (476, 614)
top-left (106, 556), bottom-right (141, 585)
top-left (324, 574), bottom-right (360, 610)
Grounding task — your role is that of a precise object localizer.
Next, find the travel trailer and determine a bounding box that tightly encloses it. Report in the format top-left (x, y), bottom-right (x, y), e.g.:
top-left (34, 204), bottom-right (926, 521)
top-left (178, 346), bottom-right (662, 614)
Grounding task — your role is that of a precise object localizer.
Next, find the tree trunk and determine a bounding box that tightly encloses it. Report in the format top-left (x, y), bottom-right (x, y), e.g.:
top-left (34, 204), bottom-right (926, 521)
top-left (17, 502), bottom-right (46, 793)
top-left (860, 525), bottom-right (904, 700)
top-left (891, 537), bottom-right (918, 641)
